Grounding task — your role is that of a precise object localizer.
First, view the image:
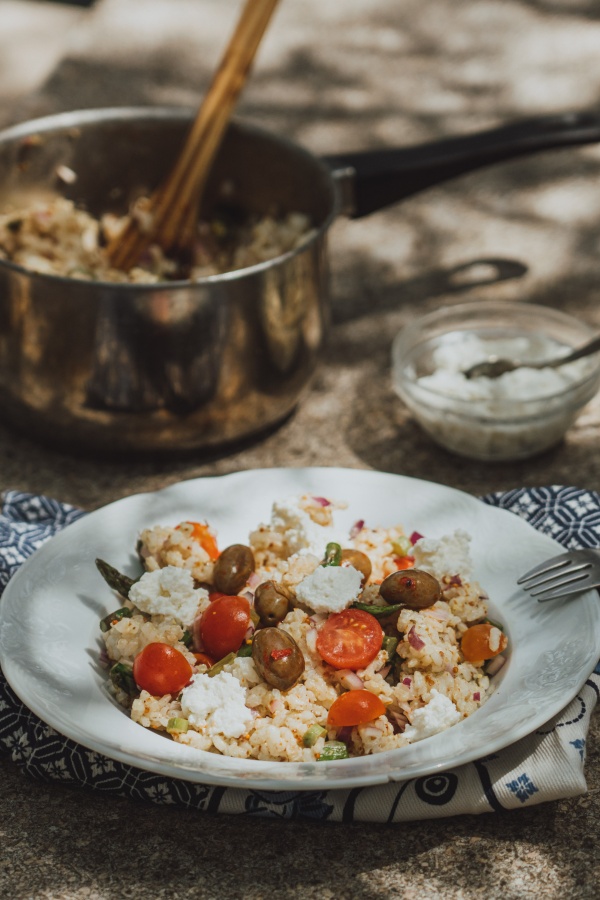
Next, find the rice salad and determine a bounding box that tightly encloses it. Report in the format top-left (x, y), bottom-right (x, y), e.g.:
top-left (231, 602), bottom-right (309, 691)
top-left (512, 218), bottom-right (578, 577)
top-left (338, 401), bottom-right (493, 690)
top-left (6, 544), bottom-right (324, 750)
top-left (98, 494), bottom-right (508, 763)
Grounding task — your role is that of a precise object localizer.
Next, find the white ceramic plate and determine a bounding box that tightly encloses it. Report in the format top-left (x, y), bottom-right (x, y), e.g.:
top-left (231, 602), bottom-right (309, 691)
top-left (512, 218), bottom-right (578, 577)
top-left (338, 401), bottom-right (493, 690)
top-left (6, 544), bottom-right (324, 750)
top-left (1, 467), bottom-right (599, 791)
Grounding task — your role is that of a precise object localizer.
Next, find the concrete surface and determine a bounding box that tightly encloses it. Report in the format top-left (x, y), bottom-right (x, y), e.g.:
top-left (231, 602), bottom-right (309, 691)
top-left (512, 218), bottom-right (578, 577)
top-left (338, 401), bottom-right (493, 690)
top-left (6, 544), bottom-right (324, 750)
top-left (1, 1), bottom-right (600, 897)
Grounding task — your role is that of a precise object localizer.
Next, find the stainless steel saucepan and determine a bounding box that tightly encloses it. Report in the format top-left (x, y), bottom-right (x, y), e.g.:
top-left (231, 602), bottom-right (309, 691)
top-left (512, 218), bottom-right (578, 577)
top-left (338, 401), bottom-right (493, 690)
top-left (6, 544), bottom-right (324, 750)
top-left (1, 106), bottom-right (600, 454)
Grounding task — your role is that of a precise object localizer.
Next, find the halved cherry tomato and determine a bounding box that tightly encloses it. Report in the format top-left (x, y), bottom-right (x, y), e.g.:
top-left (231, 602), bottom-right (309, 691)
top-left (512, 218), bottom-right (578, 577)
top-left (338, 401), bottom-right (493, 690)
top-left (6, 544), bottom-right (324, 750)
top-left (197, 594), bottom-right (250, 659)
top-left (133, 642), bottom-right (193, 696)
top-left (178, 521), bottom-right (219, 560)
top-left (394, 555), bottom-right (415, 570)
top-left (327, 689), bottom-right (386, 727)
top-left (461, 623), bottom-right (508, 663)
top-left (316, 609), bottom-right (383, 670)
top-left (193, 652), bottom-right (215, 667)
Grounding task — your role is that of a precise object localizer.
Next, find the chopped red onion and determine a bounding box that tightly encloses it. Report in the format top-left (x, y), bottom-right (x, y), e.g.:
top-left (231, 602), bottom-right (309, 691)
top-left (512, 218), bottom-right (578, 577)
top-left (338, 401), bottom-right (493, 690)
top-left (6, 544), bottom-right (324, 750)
top-left (338, 669), bottom-right (365, 691)
top-left (311, 496), bottom-right (331, 507)
top-left (244, 623), bottom-right (255, 641)
top-left (402, 677), bottom-right (412, 686)
top-left (98, 648), bottom-right (110, 669)
top-left (247, 572), bottom-right (261, 589)
top-left (409, 531), bottom-right (424, 545)
top-left (388, 709), bottom-right (409, 732)
top-left (337, 726), bottom-right (352, 744)
top-left (486, 654), bottom-right (507, 676)
top-left (242, 590), bottom-right (255, 605)
top-left (446, 574), bottom-right (462, 587)
top-left (407, 626), bottom-right (425, 651)
top-left (305, 627), bottom-right (318, 655)
top-left (473, 692), bottom-right (481, 701)
top-left (377, 665), bottom-right (391, 679)
top-left (349, 519), bottom-right (365, 539)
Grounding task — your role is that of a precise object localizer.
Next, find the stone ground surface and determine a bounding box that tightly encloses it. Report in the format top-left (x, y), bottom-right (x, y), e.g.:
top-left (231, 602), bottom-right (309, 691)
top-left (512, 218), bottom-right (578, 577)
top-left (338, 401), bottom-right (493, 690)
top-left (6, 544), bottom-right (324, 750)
top-left (1, 1), bottom-right (600, 897)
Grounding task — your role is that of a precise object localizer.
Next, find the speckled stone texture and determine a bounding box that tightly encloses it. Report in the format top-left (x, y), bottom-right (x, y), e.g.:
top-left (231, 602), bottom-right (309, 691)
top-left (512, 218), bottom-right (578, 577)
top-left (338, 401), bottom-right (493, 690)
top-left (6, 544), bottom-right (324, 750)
top-left (1, 0), bottom-right (600, 896)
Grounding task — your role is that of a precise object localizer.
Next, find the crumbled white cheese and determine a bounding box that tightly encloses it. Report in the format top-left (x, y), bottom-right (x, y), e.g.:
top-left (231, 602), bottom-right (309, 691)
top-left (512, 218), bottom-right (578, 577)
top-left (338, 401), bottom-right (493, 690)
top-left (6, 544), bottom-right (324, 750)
top-left (403, 690), bottom-right (462, 743)
top-left (295, 564), bottom-right (362, 614)
top-left (270, 497), bottom-right (343, 558)
top-left (128, 565), bottom-right (208, 627)
top-left (180, 671), bottom-right (254, 739)
top-left (488, 626), bottom-right (502, 653)
top-left (412, 529), bottom-right (473, 581)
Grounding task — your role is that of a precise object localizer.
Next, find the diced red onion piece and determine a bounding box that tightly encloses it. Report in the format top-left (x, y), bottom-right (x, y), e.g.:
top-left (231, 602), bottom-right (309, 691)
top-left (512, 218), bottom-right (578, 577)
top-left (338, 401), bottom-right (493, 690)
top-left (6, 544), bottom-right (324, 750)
top-left (410, 531), bottom-right (424, 545)
top-left (388, 709), bottom-right (409, 732)
top-left (306, 627), bottom-right (318, 655)
top-left (407, 626), bottom-right (426, 651)
top-left (402, 677), bottom-right (412, 686)
top-left (349, 519), bottom-right (365, 539)
top-left (242, 590), bottom-right (255, 605)
top-left (473, 692), bottom-right (481, 701)
top-left (337, 725), bottom-right (352, 744)
top-left (311, 496), bottom-right (331, 507)
top-left (377, 665), bottom-right (391, 679)
top-left (244, 624), bottom-right (255, 640)
top-left (338, 670), bottom-right (365, 691)
top-left (486, 654), bottom-right (507, 676)
top-left (247, 572), bottom-right (261, 589)
top-left (446, 574), bottom-right (462, 587)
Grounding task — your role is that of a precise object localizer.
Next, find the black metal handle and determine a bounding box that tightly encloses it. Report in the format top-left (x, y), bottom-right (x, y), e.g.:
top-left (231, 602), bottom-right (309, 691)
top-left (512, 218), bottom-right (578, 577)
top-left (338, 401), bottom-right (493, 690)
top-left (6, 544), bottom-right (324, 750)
top-left (323, 110), bottom-right (600, 218)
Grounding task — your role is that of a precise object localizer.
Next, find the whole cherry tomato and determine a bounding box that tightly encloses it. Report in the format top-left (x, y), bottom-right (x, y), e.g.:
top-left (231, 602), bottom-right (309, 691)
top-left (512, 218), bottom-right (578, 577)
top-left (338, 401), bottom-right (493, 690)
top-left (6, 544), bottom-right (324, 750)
top-left (316, 609), bottom-right (383, 670)
top-left (133, 642), bottom-right (193, 695)
top-left (197, 594), bottom-right (251, 659)
top-left (327, 689), bottom-right (386, 727)
top-left (461, 623), bottom-right (508, 663)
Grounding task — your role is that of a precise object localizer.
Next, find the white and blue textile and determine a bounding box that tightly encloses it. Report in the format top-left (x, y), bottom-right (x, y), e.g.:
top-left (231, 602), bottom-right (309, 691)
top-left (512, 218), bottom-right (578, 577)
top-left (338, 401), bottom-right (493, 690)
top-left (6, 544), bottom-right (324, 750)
top-left (0, 487), bottom-right (598, 823)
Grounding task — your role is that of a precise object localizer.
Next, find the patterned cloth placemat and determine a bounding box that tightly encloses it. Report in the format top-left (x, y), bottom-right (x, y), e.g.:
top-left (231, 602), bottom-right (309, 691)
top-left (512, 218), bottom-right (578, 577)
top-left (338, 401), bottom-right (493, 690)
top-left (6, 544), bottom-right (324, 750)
top-left (0, 487), bottom-right (598, 822)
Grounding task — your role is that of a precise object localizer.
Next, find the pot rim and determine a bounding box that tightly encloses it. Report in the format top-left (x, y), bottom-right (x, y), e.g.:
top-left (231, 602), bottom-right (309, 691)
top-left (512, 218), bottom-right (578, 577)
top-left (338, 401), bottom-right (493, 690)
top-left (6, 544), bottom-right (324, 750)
top-left (0, 105), bottom-right (341, 290)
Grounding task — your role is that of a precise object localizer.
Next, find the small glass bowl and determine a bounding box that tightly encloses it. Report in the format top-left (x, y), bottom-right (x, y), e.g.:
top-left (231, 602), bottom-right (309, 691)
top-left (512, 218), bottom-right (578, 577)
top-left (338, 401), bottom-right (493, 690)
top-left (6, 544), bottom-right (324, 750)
top-left (391, 300), bottom-right (600, 462)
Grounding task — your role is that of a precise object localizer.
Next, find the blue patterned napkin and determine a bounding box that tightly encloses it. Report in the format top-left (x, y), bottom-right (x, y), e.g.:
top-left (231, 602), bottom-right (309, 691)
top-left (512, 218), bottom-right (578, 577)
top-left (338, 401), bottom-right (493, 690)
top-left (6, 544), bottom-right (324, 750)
top-left (0, 488), bottom-right (598, 823)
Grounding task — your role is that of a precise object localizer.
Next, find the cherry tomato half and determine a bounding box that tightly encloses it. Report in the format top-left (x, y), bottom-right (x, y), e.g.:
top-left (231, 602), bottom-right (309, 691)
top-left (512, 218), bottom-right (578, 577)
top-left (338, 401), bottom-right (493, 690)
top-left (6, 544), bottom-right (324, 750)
top-left (193, 652), bottom-right (216, 668)
top-left (133, 642), bottom-right (193, 696)
top-left (178, 521), bottom-right (219, 560)
top-left (327, 689), bottom-right (386, 727)
top-left (198, 594), bottom-right (251, 659)
top-left (394, 555), bottom-right (415, 571)
top-left (461, 623), bottom-right (508, 663)
top-left (316, 609), bottom-right (383, 670)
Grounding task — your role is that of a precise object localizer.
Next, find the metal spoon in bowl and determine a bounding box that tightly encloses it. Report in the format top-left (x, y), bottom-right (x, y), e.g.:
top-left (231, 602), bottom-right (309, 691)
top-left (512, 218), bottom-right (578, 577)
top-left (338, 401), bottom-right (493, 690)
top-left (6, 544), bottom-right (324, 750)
top-left (463, 333), bottom-right (600, 379)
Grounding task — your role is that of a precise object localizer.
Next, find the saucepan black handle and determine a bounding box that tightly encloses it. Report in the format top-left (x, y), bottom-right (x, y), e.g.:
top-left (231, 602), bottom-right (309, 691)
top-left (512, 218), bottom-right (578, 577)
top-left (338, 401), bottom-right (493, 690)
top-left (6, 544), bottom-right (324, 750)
top-left (323, 110), bottom-right (600, 218)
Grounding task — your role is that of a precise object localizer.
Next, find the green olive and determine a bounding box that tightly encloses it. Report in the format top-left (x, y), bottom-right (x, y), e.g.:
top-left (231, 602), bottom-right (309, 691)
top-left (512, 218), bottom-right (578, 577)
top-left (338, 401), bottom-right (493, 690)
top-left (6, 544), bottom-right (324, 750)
top-left (212, 544), bottom-right (255, 595)
top-left (340, 548), bottom-right (372, 586)
top-left (254, 580), bottom-right (290, 626)
top-left (252, 627), bottom-right (305, 691)
top-left (379, 568), bottom-right (441, 609)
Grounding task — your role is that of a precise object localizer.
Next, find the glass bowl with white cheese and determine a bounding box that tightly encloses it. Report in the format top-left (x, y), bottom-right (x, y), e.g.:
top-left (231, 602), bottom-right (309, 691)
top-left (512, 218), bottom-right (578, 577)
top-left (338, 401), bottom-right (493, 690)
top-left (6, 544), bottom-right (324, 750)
top-left (391, 300), bottom-right (600, 461)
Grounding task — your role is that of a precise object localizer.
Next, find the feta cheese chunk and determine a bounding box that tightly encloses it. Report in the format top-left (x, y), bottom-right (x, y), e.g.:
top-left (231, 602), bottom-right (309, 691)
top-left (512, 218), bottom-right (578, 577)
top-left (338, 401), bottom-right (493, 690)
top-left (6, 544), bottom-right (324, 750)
top-left (412, 529), bottom-right (473, 581)
top-left (403, 690), bottom-right (462, 743)
top-left (129, 565), bottom-right (208, 627)
top-left (270, 497), bottom-right (342, 557)
top-left (296, 564), bottom-right (362, 614)
top-left (180, 672), bottom-right (254, 739)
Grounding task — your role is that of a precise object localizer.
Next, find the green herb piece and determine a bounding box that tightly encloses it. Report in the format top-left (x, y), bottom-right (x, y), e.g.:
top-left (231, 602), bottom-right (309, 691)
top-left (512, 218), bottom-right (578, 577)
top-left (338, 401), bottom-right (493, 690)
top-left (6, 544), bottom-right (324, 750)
top-left (318, 741), bottom-right (349, 761)
top-left (484, 618), bottom-right (504, 632)
top-left (351, 602), bottom-right (404, 618)
top-left (382, 635), bottom-right (399, 659)
top-left (236, 643), bottom-right (253, 658)
top-left (99, 607), bottom-right (133, 633)
top-left (109, 662), bottom-right (137, 697)
top-left (95, 558), bottom-right (138, 598)
top-left (207, 652), bottom-right (236, 677)
top-left (181, 629), bottom-right (193, 648)
top-left (302, 724), bottom-right (327, 747)
top-left (167, 717), bottom-right (189, 734)
top-left (322, 542), bottom-right (342, 567)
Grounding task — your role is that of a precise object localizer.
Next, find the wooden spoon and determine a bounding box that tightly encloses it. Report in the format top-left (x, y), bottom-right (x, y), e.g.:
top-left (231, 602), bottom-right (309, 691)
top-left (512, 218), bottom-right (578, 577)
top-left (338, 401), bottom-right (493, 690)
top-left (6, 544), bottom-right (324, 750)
top-left (108, 0), bottom-right (280, 271)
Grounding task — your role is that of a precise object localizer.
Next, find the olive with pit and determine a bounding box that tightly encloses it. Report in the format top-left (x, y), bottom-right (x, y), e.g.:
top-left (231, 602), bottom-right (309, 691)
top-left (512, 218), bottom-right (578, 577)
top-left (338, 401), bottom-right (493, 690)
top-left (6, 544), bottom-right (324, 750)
top-left (254, 580), bottom-right (291, 626)
top-left (212, 544), bottom-right (255, 595)
top-left (252, 627), bottom-right (305, 691)
top-left (379, 568), bottom-right (441, 609)
top-left (340, 548), bottom-right (372, 586)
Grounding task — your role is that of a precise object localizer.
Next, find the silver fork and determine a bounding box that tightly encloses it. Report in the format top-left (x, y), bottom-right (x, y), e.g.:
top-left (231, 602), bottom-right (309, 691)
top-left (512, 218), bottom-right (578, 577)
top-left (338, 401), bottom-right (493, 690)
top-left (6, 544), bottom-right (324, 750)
top-left (517, 548), bottom-right (600, 602)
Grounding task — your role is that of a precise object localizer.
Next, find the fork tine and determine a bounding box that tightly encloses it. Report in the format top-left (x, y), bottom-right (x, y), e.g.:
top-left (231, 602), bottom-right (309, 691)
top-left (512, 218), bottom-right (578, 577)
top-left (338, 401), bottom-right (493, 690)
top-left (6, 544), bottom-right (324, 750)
top-left (520, 560), bottom-right (592, 590)
top-left (517, 551), bottom-right (579, 584)
top-left (530, 569), bottom-right (593, 597)
top-left (534, 575), bottom-right (599, 602)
